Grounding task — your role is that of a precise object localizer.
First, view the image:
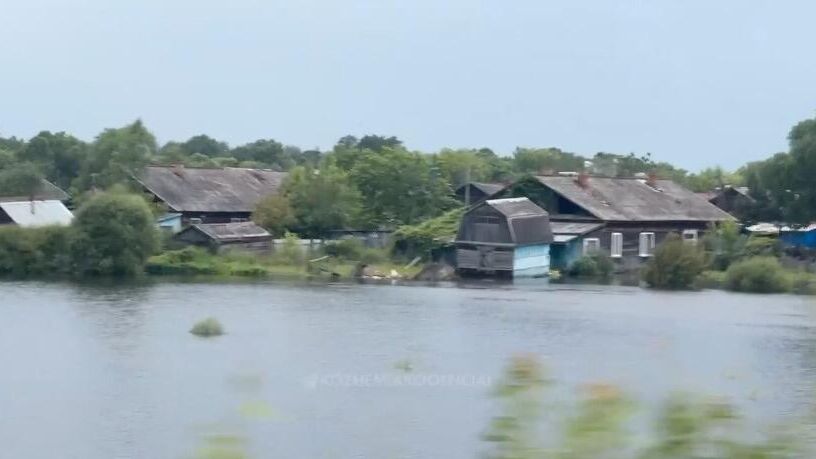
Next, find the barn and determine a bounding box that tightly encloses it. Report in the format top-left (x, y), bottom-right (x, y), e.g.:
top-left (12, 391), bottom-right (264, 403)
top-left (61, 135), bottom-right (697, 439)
top-left (455, 197), bottom-right (553, 278)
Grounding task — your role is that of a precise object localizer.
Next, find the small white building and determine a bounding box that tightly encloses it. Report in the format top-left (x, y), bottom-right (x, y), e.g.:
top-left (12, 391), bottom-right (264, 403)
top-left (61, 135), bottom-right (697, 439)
top-left (0, 200), bottom-right (74, 227)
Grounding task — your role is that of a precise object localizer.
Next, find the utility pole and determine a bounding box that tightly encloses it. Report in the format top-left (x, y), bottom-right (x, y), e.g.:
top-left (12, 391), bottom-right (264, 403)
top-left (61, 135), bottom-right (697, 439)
top-left (464, 166), bottom-right (471, 207)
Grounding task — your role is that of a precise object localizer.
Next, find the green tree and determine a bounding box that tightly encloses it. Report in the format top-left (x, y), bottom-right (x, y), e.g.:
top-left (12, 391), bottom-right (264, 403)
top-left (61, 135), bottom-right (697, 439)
top-left (18, 131), bottom-right (89, 189)
top-left (0, 162), bottom-right (44, 199)
top-left (350, 147), bottom-right (454, 225)
top-left (252, 194), bottom-right (295, 237)
top-left (231, 139), bottom-right (292, 169)
top-left (284, 165), bottom-right (363, 237)
top-left (78, 120), bottom-right (158, 190)
top-left (71, 191), bottom-right (159, 276)
top-left (435, 148), bottom-right (494, 187)
top-left (514, 147), bottom-right (584, 174)
top-left (643, 234), bottom-right (706, 290)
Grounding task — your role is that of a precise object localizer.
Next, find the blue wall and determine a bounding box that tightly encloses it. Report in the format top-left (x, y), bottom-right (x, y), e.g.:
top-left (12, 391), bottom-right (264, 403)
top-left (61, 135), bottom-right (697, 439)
top-left (781, 230), bottom-right (816, 249)
top-left (550, 239), bottom-right (583, 271)
top-left (513, 244), bottom-right (550, 277)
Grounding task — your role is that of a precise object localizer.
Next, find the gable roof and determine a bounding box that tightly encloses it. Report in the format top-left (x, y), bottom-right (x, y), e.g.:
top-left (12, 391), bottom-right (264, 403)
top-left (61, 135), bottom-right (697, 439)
top-left (534, 175), bottom-right (735, 222)
top-left (457, 182), bottom-right (505, 196)
top-left (466, 198), bottom-right (553, 245)
top-left (0, 179), bottom-right (70, 203)
top-left (0, 200), bottom-right (73, 227)
top-left (183, 221), bottom-right (271, 243)
top-left (137, 166), bottom-right (287, 213)
top-left (550, 221), bottom-right (605, 235)
top-left (485, 197), bottom-right (546, 218)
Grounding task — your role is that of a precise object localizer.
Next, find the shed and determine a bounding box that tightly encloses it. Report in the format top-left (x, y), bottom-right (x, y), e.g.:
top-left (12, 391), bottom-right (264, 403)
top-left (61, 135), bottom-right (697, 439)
top-left (174, 221), bottom-right (272, 253)
top-left (0, 200), bottom-right (73, 227)
top-left (455, 197), bottom-right (553, 277)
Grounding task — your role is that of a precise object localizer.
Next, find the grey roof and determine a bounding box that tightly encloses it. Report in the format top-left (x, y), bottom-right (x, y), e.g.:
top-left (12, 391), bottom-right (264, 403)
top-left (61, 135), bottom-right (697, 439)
top-left (485, 198), bottom-right (548, 219)
top-left (137, 166), bottom-right (287, 213)
top-left (535, 176), bottom-right (735, 222)
top-left (459, 182), bottom-right (505, 196)
top-left (0, 200), bottom-right (73, 227)
top-left (189, 221), bottom-right (271, 243)
top-left (484, 198), bottom-right (553, 245)
top-left (0, 179), bottom-right (70, 203)
top-left (550, 221), bottom-right (605, 235)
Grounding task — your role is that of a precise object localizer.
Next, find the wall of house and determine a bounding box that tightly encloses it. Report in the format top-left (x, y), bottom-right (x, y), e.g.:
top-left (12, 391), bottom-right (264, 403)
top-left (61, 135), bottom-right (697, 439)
top-left (457, 206), bottom-right (513, 244)
top-left (512, 244), bottom-right (550, 277)
top-left (550, 239), bottom-right (583, 271)
top-left (181, 212), bottom-right (252, 225)
top-left (456, 244), bottom-right (514, 273)
top-left (219, 239), bottom-right (273, 254)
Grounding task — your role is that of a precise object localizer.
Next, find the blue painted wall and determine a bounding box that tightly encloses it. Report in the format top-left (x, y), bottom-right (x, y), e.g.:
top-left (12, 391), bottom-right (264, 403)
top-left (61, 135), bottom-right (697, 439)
top-left (781, 230), bottom-right (816, 249)
top-left (550, 239), bottom-right (583, 271)
top-left (513, 244), bottom-right (550, 277)
top-left (157, 213), bottom-right (183, 234)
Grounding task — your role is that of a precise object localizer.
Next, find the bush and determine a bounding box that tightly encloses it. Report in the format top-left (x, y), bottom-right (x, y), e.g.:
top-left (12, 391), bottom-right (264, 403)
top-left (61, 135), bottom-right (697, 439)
top-left (643, 234), bottom-right (706, 290)
top-left (323, 238), bottom-right (364, 259)
top-left (272, 231), bottom-right (305, 265)
top-left (742, 236), bottom-right (781, 258)
top-left (144, 247), bottom-right (221, 275)
top-left (190, 317), bottom-right (224, 337)
top-left (568, 252), bottom-right (614, 279)
top-left (391, 208), bottom-right (464, 259)
top-left (72, 191), bottom-right (159, 276)
top-left (725, 257), bottom-right (792, 293)
top-left (0, 225), bottom-right (74, 277)
top-left (694, 270), bottom-right (727, 290)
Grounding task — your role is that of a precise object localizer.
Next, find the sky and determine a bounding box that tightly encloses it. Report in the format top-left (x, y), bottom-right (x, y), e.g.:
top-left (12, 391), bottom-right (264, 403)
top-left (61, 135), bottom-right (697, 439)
top-left (1, 0), bottom-right (814, 171)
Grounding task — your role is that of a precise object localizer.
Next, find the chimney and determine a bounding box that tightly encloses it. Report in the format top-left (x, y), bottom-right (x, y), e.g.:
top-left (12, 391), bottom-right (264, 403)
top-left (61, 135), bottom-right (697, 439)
top-left (576, 171), bottom-right (590, 188)
top-left (646, 171), bottom-right (658, 188)
top-left (172, 163), bottom-right (185, 178)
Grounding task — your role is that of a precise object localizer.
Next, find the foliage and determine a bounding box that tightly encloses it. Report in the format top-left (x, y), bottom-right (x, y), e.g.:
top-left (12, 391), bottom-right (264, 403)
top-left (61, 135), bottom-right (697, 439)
top-left (252, 194), bottom-right (295, 237)
top-left (643, 234), bottom-right (706, 290)
top-left (0, 225), bottom-right (74, 276)
top-left (190, 317), bottom-right (224, 337)
top-left (568, 252), bottom-right (614, 280)
top-left (273, 232), bottom-right (305, 266)
top-left (434, 148), bottom-right (512, 187)
top-left (77, 120), bottom-right (158, 190)
top-left (0, 162), bottom-right (44, 198)
top-left (71, 191), bottom-right (159, 276)
top-left (391, 207), bottom-right (464, 259)
top-left (703, 220), bottom-right (747, 270)
top-left (694, 270), bottom-right (727, 290)
top-left (724, 257), bottom-right (792, 293)
top-left (17, 131), bottom-right (89, 189)
top-left (349, 147), bottom-right (455, 226)
top-left (323, 238), bottom-right (387, 264)
top-left (513, 147), bottom-right (585, 174)
top-left (284, 165), bottom-right (363, 238)
top-left (742, 236), bottom-right (781, 258)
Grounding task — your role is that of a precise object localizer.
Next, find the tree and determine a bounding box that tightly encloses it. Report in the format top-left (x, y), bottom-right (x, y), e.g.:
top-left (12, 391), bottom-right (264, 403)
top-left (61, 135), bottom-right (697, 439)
top-left (357, 135), bottom-right (401, 152)
top-left (18, 131), bottom-right (89, 189)
top-left (180, 134), bottom-right (229, 157)
top-left (230, 139), bottom-right (291, 169)
top-left (435, 148), bottom-right (494, 187)
top-left (514, 147), bottom-right (584, 174)
top-left (643, 234), bottom-right (706, 290)
top-left (284, 165), bottom-right (363, 237)
top-left (78, 120), bottom-right (158, 190)
top-left (0, 162), bottom-right (44, 199)
top-left (350, 147), bottom-right (454, 225)
top-left (252, 194), bottom-right (295, 237)
top-left (71, 191), bottom-right (159, 276)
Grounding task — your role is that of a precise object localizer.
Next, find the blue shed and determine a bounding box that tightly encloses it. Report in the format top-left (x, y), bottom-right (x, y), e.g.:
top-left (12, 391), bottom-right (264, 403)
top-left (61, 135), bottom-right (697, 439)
top-left (156, 212), bottom-right (183, 234)
top-left (549, 221), bottom-right (606, 271)
top-left (455, 198), bottom-right (553, 278)
top-left (780, 224), bottom-right (816, 249)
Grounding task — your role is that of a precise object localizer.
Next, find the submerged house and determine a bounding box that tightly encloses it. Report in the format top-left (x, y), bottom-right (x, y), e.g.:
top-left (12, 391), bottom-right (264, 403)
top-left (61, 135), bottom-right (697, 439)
top-left (454, 182), bottom-right (505, 206)
top-left (0, 179), bottom-right (73, 227)
top-left (455, 198), bottom-right (553, 277)
top-left (136, 165), bottom-right (287, 225)
top-left (500, 174), bottom-right (735, 270)
top-left (174, 221), bottom-right (272, 253)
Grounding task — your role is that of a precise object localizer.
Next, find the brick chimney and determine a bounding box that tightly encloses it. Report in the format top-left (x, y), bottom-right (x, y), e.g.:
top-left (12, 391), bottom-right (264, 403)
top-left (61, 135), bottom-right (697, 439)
top-left (576, 171), bottom-right (590, 188)
top-left (646, 171), bottom-right (658, 187)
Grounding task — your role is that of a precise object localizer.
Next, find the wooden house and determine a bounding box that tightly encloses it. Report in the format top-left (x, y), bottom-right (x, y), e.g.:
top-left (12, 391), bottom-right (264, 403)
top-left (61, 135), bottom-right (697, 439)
top-left (174, 221), bottom-right (272, 253)
top-left (500, 174), bottom-right (735, 270)
top-left (454, 182), bottom-right (505, 206)
top-left (136, 165), bottom-right (287, 225)
top-left (455, 198), bottom-right (554, 277)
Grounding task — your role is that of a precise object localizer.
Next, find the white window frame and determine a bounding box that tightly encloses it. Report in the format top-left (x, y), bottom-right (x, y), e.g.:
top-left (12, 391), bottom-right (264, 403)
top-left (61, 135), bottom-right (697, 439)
top-left (682, 229), bottom-right (699, 245)
top-left (639, 232), bottom-right (656, 257)
top-left (610, 232), bottom-right (623, 258)
top-left (582, 238), bottom-right (601, 255)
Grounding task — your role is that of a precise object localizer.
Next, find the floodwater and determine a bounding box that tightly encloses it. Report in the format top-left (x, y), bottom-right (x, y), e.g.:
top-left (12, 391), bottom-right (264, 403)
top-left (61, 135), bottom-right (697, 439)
top-left (1, 279), bottom-right (815, 458)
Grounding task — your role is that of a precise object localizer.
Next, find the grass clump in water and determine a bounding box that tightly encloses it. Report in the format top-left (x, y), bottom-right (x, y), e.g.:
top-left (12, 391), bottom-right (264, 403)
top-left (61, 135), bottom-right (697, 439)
top-left (190, 317), bottom-right (225, 337)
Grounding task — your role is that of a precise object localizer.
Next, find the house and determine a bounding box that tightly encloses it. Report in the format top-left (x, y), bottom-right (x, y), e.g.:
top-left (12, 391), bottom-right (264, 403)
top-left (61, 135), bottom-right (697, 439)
top-left (156, 213), bottom-right (183, 234)
top-left (703, 186), bottom-right (755, 219)
top-left (455, 197), bottom-right (554, 278)
top-left (0, 179), bottom-right (73, 227)
top-left (174, 221), bottom-right (272, 253)
top-left (499, 174), bottom-right (735, 270)
top-left (454, 182), bottom-right (505, 206)
top-left (549, 221), bottom-right (605, 271)
top-left (136, 165), bottom-right (287, 225)
top-left (780, 224), bottom-right (816, 250)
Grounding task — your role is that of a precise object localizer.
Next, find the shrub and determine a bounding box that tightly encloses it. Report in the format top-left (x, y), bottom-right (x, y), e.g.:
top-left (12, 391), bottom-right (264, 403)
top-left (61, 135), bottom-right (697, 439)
top-left (71, 191), bottom-right (159, 276)
top-left (725, 257), bottom-right (792, 293)
top-left (391, 207), bottom-right (464, 259)
top-left (0, 225), bottom-right (74, 276)
top-left (643, 234), bottom-right (706, 290)
top-left (323, 238), bottom-right (364, 259)
top-left (252, 194), bottom-right (295, 237)
top-left (190, 317), bottom-right (224, 337)
top-left (273, 231), bottom-right (305, 265)
top-left (568, 252), bottom-right (614, 279)
top-left (694, 270), bottom-right (727, 290)
top-left (742, 236), bottom-right (781, 258)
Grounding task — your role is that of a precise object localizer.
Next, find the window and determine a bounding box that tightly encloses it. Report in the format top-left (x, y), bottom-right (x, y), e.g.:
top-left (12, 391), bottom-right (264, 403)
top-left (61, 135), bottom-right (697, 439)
top-left (682, 229), bottom-right (698, 245)
top-left (639, 232), bottom-right (656, 257)
top-left (610, 233), bottom-right (623, 258)
top-left (582, 238), bottom-right (601, 255)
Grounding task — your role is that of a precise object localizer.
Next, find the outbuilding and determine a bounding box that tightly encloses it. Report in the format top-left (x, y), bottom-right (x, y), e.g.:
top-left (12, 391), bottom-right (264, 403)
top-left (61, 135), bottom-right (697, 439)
top-left (455, 197), bottom-right (553, 278)
top-left (174, 221), bottom-right (272, 253)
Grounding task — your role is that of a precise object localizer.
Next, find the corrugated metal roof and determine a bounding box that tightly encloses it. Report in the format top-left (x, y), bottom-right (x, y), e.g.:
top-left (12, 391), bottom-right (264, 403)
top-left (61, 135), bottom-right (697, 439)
top-left (193, 221), bottom-right (271, 242)
top-left (485, 198), bottom-right (549, 218)
top-left (0, 200), bottom-right (73, 227)
top-left (550, 221), bottom-right (604, 235)
top-left (137, 166), bottom-right (287, 213)
top-left (535, 175), bottom-right (735, 222)
top-left (0, 179), bottom-right (70, 203)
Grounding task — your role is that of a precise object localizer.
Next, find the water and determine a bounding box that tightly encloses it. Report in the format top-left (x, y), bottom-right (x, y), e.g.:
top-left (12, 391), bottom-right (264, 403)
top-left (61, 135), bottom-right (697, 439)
top-left (1, 280), bottom-right (815, 458)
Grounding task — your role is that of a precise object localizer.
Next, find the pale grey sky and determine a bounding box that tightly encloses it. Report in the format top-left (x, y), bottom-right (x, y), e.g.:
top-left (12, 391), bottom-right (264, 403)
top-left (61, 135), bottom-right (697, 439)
top-left (1, 0), bottom-right (814, 170)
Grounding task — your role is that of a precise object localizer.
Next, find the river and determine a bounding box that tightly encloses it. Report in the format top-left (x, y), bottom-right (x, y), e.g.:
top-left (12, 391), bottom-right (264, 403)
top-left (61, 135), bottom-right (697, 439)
top-left (1, 280), bottom-right (815, 458)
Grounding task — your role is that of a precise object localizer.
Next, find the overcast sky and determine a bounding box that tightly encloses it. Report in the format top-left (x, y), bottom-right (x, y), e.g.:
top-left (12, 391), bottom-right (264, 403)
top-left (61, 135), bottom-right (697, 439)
top-left (1, 0), bottom-right (814, 170)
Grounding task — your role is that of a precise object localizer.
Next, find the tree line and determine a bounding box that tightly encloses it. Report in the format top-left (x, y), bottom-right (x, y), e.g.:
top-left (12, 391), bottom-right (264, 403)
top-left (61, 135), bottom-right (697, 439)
top-left (2, 115), bottom-right (816, 236)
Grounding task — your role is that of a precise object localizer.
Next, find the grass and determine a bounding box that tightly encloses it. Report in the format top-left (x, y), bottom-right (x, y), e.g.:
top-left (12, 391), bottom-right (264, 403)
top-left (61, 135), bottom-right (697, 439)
top-left (190, 317), bottom-right (224, 337)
